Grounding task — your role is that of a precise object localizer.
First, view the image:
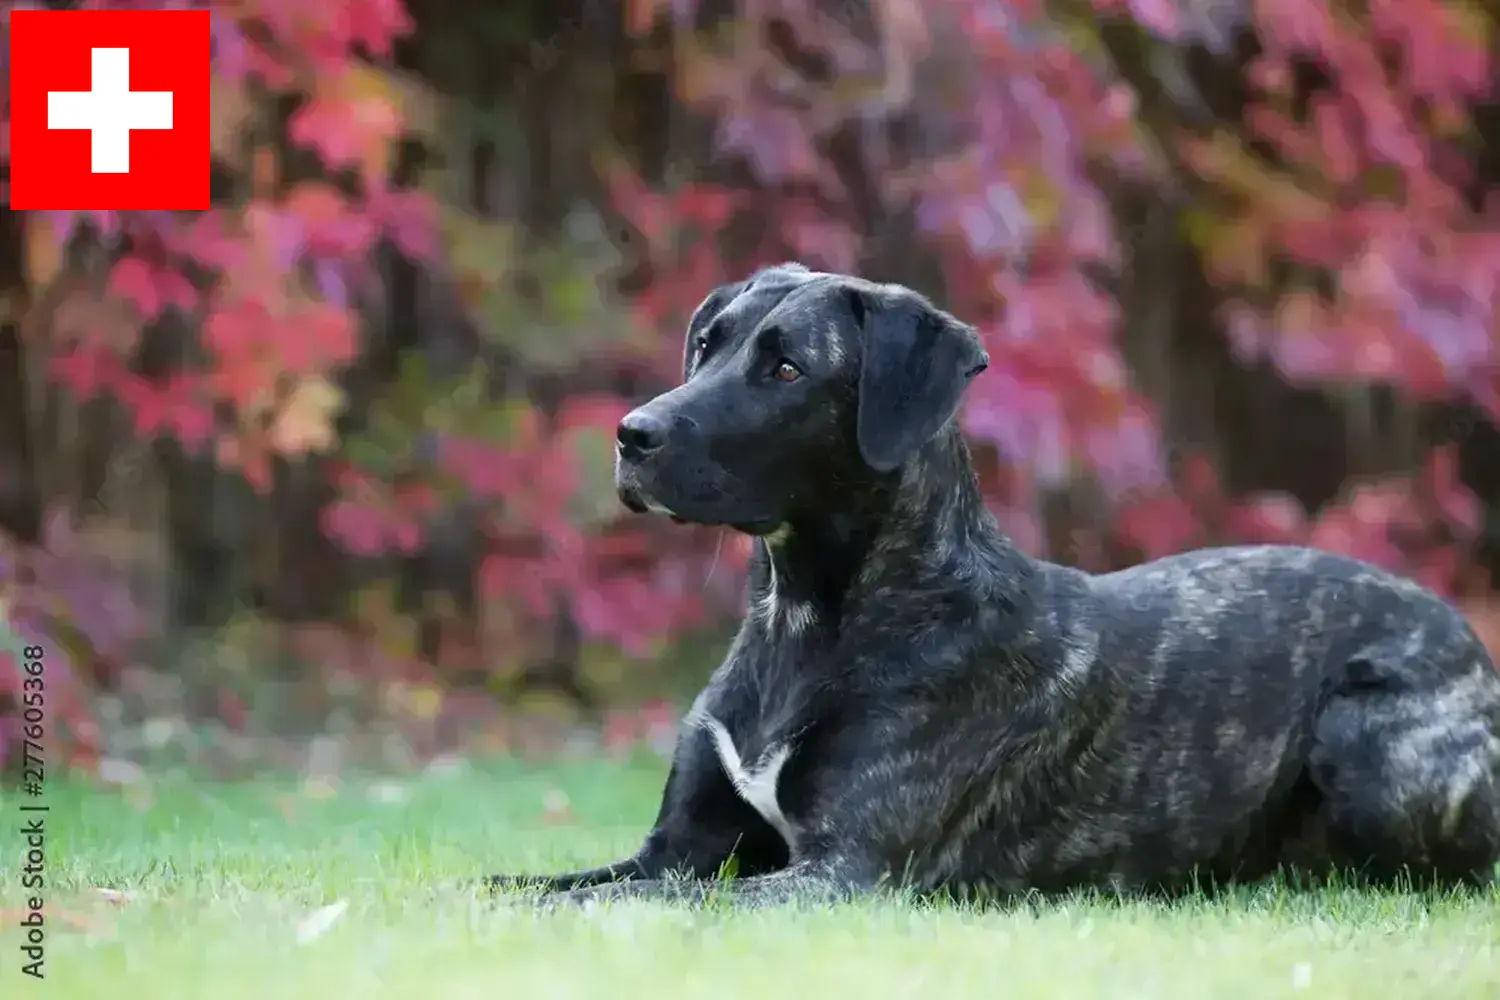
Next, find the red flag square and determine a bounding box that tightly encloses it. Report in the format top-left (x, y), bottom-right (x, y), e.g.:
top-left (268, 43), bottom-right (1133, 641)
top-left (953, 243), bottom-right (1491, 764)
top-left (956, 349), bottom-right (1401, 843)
top-left (8, 9), bottom-right (211, 211)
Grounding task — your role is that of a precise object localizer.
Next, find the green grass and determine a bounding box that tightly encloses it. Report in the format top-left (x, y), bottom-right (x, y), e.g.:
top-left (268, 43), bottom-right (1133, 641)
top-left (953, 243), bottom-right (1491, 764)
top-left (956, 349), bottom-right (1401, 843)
top-left (3, 758), bottom-right (1499, 999)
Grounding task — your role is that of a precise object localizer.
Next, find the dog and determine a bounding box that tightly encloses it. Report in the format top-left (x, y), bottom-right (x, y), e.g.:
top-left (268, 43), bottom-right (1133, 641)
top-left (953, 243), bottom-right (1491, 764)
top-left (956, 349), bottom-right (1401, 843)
top-left (488, 263), bottom-right (1500, 908)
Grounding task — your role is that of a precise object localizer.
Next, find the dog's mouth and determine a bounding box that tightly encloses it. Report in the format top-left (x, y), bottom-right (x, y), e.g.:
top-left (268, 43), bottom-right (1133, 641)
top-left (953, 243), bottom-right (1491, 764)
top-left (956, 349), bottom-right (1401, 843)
top-left (619, 485), bottom-right (688, 524)
top-left (620, 486), bottom-right (779, 533)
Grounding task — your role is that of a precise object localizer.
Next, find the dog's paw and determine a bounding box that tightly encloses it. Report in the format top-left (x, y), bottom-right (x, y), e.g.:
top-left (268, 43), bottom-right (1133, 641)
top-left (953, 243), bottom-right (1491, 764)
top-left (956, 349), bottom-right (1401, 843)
top-left (474, 876), bottom-right (551, 912)
top-left (482, 874), bottom-right (536, 893)
top-left (531, 885), bottom-right (609, 913)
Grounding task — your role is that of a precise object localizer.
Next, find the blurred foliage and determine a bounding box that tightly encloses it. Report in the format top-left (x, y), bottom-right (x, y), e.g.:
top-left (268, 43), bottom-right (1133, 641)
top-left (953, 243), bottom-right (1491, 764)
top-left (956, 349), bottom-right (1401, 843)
top-left (0, 0), bottom-right (1497, 775)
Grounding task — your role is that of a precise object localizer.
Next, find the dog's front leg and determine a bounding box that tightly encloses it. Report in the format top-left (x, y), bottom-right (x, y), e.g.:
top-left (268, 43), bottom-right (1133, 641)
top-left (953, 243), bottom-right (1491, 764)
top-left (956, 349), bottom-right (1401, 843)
top-left (488, 705), bottom-right (789, 897)
top-left (485, 857), bottom-right (656, 895)
top-left (486, 799), bottom-right (754, 898)
top-left (536, 853), bottom-right (879, 911)
top-left (485, 827), bottom-right (742, 895)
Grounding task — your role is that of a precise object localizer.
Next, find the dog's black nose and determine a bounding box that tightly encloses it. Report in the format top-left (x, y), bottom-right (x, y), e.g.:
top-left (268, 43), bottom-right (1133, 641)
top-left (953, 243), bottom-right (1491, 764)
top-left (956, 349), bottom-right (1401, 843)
top-left (617, 411), bottom-right (667, 459)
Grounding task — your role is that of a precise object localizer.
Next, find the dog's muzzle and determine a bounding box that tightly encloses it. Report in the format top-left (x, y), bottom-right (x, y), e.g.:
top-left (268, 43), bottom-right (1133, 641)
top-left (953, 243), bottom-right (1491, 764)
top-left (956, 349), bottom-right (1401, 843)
top-left (615, 408), bottom-right (685, 521)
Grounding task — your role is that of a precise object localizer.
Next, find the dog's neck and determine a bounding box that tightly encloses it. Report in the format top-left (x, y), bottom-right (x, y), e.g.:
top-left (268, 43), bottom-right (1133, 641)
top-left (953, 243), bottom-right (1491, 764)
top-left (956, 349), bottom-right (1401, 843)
top-left (747, 426), bottom-right (1035, 636)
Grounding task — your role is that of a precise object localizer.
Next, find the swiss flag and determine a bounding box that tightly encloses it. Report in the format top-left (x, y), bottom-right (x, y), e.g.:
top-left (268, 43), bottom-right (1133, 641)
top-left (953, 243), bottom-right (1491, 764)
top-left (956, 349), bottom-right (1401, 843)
top-left (8, 8), bottom-right (210, 211)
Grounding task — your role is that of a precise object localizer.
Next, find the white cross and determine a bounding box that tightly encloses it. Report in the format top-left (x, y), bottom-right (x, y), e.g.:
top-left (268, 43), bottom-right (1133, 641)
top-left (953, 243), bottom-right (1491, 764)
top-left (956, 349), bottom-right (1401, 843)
top-left (47, 48), bottom-right (173, 175)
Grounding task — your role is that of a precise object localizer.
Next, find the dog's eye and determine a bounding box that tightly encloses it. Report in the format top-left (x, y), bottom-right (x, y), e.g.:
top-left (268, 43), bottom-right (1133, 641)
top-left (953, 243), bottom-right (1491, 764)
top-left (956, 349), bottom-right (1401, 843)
top-left (773, 360), bottom-right (803, 383)
top-left (694, 335), bottom-right (709, 355)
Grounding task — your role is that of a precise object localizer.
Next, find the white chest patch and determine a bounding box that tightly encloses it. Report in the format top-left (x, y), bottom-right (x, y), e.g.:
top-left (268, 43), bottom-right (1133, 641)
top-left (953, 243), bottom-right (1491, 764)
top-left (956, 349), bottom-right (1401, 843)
top-left (697, 712), bottom-right (798, 853)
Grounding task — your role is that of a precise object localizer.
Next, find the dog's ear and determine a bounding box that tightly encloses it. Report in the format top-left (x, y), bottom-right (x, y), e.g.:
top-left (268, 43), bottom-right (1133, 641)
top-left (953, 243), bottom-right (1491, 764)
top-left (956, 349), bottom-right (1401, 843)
top-left (850, 284), bottom-right (989, 473)
top-left (682, 280), bottom-right (746, 380)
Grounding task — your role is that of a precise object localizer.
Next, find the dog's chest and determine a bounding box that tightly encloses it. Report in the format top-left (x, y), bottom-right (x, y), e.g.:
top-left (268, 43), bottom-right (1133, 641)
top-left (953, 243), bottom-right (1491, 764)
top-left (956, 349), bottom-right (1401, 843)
top-left (694, 709), bottom-right (802, 854)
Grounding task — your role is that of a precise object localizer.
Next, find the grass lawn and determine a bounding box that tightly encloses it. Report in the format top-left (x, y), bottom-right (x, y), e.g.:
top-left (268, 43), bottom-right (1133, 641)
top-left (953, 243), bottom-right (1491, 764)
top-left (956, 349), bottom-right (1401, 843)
top-left (3, 757), bottom-right (1498, 999)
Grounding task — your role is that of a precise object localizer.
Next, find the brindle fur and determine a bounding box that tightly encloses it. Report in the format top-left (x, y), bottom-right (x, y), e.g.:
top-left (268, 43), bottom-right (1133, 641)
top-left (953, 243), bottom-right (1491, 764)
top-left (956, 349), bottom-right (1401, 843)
top-left (488, 264), bottom-right (1500, 908)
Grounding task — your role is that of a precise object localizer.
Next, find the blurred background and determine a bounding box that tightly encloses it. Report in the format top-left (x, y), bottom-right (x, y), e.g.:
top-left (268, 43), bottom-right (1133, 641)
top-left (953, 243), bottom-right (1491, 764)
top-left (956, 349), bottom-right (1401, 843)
top-left (0, 0), bottom-right (1497, 791)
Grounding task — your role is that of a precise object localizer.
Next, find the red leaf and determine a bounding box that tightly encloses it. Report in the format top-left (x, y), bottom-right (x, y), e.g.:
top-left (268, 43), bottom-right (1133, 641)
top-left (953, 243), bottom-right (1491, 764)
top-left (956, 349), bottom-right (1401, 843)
top-left (1307, 507), bottom-right (1405, 569)
top-left (320, 499), bottom-right (387, 558)
top-left (1423, 446), bottom-right (1482, 536)
top-left (1122, 0), bottom-right (1181, 39)
top-left (1112, 492), bottom-right (1203, 560)
top-left (368, 187), bottom-right (439, 261)
top-left (1177, 452), bottom-right (1222, 507)
top-left (1223, 492), bottom-right (1309, 545)
top-left (347, 0), bottom-right (415, 56)
top-left (556, 395), bottom-right (633, 433)
top-left (284, 182), bottom-right (376, 258)
top-left (47, 345), bottom-right (128, 400)
top-left (107, 257), bottom-right (163, 322)
top-left (287, 97), bottom-right (364, 175)
top-left (298, 302), bottom-right (359, 369)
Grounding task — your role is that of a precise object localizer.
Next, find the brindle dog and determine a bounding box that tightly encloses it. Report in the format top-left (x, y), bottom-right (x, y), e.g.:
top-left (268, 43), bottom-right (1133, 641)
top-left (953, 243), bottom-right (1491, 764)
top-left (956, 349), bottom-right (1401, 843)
top-left (489, 264), bottom-right (1500, 908)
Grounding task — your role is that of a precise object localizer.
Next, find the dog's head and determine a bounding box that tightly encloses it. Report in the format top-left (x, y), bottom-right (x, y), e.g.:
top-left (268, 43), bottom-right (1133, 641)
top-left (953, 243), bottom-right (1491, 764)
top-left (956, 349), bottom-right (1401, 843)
top-left (614, 264), bottom-right (989, 534)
